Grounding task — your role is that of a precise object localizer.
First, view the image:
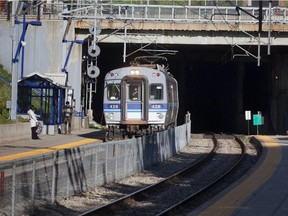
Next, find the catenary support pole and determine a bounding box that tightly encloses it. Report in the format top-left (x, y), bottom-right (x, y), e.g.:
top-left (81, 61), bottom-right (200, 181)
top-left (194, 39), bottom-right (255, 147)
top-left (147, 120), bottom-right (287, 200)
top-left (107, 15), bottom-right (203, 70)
top-left (10, 1), bottom-right (18, 120)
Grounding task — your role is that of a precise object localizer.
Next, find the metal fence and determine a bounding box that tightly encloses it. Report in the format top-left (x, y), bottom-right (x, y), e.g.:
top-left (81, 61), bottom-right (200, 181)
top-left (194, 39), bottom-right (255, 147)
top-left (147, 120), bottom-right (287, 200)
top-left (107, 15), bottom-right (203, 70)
top-left (0, 120), bottom-right (191, 216)
top-left (1, 2), bottom-right (288, 24)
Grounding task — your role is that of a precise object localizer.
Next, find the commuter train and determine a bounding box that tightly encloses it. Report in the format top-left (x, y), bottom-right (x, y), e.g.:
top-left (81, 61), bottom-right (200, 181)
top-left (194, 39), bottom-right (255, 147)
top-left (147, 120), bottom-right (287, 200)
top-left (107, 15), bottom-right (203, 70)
top-left (103, 56), bottom-right (179, 140)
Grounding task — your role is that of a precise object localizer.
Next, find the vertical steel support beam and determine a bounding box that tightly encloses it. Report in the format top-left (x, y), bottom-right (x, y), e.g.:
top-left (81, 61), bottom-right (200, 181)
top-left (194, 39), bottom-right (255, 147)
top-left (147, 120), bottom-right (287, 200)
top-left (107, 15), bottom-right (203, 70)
top-left (31, 160), bottom-right (36, 214)
top-left (11, 1), bottom-right (18, 121)
top-left (257, 0), bottom-right (263, 66)
top-left (11, 164), bottom-right (16, 216)
top-left (268, 1), bottom-right (272, 55)
top-left (66, 155), bottom-right (71, 197)
top-left (123, 26), bottom-right (127, 63)
top-left (51, 153), bottom-right (56, 203)
top-left (114, 144), bottom-right (118, 180)
top-left (124, 144), bottom-right (127, 177)
top-left (94, 147), bottom-right (98, 187)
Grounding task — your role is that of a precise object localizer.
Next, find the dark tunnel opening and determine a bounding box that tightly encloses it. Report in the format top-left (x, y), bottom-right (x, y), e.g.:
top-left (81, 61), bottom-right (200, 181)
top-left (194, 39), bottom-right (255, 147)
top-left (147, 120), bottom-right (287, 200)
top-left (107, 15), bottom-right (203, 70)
top-left (83, 43), bottom-right (273, 134)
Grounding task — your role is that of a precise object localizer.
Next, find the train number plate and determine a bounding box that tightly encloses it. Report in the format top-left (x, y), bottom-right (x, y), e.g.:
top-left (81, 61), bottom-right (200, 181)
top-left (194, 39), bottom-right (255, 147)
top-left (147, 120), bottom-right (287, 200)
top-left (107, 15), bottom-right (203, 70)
top-left (150, 104), bottom-right (163, 109)
top-left (108, 104), bottom-right (120, 109)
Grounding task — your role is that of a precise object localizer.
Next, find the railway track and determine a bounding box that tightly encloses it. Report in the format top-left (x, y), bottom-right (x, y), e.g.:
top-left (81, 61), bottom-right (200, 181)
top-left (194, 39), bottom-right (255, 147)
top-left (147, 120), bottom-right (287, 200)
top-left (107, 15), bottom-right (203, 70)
top-left (79, 134), bottom-right (246, 216)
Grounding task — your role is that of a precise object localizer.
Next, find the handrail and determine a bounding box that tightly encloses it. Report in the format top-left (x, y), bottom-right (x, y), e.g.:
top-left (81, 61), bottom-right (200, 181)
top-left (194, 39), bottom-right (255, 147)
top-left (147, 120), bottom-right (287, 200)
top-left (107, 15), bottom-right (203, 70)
top-left (0, 3), bottom-right (287, 24)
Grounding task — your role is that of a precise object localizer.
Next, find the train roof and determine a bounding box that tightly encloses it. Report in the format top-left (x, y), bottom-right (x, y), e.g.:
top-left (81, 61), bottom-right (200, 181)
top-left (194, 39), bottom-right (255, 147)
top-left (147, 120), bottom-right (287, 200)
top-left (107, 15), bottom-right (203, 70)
top-left (130, 56), bottom-right (170, 72)
top-left (105, 56), bottom-right (176, 81)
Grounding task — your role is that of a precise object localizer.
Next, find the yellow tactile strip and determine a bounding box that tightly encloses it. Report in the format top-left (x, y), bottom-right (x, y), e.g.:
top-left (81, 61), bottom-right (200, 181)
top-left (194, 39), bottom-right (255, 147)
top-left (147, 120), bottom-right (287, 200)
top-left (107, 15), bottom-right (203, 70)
top-left (197, 136), bottom-right (281, 216)
top-left (0, 138), bottom-right (100, 162)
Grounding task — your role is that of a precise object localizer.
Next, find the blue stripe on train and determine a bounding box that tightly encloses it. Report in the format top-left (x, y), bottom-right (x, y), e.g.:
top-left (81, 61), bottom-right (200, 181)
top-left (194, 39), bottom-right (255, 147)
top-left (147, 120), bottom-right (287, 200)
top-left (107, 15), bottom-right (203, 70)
top-left (104, 109), bottom-right (167, 111)
top-left (104, 103), bottom-right (168, 112)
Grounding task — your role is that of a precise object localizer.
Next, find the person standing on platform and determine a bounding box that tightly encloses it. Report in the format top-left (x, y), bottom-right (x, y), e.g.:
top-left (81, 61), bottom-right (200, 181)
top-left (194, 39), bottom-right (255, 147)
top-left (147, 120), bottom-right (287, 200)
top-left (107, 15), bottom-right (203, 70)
top-left (27, 105), bottom-right (40, 140)
top-left (63, 101), bottom-right (73, 134)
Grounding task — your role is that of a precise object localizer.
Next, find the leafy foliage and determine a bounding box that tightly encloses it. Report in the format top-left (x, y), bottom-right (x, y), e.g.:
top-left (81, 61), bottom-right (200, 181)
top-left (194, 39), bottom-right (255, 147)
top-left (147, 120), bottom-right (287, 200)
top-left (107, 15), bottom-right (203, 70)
top-left (0, 65), bottom-right (12, 124)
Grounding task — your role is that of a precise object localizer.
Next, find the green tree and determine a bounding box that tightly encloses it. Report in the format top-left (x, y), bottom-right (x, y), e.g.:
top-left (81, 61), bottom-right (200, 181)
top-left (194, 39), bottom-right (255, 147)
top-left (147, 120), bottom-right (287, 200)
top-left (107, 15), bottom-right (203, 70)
top-left (0, 64), bottom-right (12, 123)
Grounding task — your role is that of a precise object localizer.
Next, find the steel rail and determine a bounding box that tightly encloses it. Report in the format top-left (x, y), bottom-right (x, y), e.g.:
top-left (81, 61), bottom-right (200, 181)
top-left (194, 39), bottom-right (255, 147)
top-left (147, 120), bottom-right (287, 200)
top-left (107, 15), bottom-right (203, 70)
top-left (157, 134), bottom-right (246, 216)
top-left (79, 134), bottom-right (218, 216)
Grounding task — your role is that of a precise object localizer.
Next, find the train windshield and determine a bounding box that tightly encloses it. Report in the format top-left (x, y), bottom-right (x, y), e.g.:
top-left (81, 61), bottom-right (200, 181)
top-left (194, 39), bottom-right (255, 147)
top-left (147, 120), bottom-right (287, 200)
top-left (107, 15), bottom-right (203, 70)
top-left (129, 84), bottom-right (142, 101)
top-left (150, 84), bottom-right (163, 100)
top-left (107, 84), bottom-right (121, 100)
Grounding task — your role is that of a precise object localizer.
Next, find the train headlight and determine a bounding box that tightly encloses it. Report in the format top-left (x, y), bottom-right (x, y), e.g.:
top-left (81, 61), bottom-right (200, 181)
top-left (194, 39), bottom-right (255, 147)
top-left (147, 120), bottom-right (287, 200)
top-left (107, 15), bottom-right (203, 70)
top-left (152, 72), bottom-right (161, 77)
top-left (130, 70), bottom-right (140, 75)
top-left (105, 113), bottom-right (114, 120)
top-left (109, 72), bottom-right (118, 77)
top-left (157, 113), bottom-right (164, 119)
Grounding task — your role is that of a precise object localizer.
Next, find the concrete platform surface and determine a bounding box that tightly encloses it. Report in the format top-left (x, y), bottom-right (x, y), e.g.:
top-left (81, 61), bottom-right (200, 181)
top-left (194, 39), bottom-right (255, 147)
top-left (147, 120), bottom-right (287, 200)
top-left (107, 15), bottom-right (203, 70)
top-left (192, 135), bottom-right (288, 216)
top-left (0, 128), bottom-right (105, 162)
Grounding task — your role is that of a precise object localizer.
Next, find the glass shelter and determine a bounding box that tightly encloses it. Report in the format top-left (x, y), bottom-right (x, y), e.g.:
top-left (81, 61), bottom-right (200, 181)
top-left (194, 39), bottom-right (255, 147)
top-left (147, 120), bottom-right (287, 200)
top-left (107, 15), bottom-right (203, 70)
top-left (18, 72), bottom-right (67, 126)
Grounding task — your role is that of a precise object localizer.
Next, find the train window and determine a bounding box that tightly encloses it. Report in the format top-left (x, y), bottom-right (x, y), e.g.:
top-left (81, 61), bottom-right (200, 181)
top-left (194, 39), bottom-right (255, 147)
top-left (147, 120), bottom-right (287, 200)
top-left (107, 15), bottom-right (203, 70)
top-left (129, 84), bottom-right (141, 101)
top-left (107, 84), bottom-right (121, 101)
top-left (150, 84), bottom-right (163, 100)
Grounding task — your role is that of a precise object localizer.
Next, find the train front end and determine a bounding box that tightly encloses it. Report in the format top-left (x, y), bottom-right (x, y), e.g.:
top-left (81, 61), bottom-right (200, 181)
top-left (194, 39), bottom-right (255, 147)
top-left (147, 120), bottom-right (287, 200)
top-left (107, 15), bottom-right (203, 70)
top-left (103, 66), bottom-right (176, 140)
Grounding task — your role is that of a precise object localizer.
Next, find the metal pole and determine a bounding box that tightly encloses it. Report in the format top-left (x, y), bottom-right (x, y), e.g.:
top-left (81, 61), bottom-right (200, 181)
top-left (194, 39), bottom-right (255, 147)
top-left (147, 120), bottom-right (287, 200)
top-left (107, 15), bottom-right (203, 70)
top-left (257, 0), bottom-right (262, 67)
top-left (88, 83), bottom-right (92, 112)
top-left (31, 160), bottom-right (36, 214)
top-left (94, 149), bottom-right (97, 187)
top-left (21, 14), bottom-right (26, 79)
top-left (66, 158), bottom-right (71, 197)
top-left (123, 26), bottom-right (127, 63)
top-left (10, 0), bottom-right (18, 121)
top-left (51, 153), bottom-right (56, 203)
top-left (268, 0), bottom-right (272, 55)
top-left (93, 4), bottom-right (97, 51)
top-left (11, 164), bottom-right (16, 216)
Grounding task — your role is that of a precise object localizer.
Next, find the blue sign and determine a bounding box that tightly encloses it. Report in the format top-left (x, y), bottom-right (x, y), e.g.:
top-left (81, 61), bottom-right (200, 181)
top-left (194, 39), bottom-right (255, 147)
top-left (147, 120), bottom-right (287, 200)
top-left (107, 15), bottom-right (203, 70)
top-left (253, 114), bottom-right (262, 126)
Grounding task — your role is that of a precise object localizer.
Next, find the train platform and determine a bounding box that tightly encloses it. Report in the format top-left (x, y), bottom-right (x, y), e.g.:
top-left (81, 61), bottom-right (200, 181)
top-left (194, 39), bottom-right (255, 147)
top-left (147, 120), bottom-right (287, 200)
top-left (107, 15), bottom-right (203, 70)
top-left (0, 128), bottom-right (105, 162)
top-left (2, 133), bottom-right (288, 216)
top-left (194, 135), bottom-right (288, 216)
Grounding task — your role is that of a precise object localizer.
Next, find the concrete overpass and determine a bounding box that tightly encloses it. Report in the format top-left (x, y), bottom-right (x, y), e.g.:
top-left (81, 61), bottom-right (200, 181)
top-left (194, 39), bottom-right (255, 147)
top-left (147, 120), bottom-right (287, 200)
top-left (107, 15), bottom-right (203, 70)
top-left (1, 2), bottom-right (288, 134)
top-left (71, 4), bottom-right (288, 46)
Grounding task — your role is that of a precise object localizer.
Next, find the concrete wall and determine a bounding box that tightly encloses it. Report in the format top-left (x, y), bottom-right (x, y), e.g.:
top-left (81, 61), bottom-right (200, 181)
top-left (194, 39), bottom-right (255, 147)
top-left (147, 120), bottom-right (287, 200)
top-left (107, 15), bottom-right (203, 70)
top-left (271, 54), bottom-right (288, 134)
top-left (0, 20), bottom-right (84, 114)
top-left (0, 115), bottom-right (86, 141)
top-left (0, 122), bottom-right (31, 143)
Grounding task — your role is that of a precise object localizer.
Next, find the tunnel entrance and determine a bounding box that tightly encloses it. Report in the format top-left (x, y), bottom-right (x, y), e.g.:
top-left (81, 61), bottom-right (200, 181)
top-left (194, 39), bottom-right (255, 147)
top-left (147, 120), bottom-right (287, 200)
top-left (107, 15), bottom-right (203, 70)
top-left (82, 43), bottom-right (273, 134)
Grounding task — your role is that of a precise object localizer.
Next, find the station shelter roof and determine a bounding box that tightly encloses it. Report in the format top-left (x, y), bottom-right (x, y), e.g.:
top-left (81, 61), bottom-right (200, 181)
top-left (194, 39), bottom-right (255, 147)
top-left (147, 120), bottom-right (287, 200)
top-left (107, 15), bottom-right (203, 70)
top-left (18, 71), bottom-right (68, 88)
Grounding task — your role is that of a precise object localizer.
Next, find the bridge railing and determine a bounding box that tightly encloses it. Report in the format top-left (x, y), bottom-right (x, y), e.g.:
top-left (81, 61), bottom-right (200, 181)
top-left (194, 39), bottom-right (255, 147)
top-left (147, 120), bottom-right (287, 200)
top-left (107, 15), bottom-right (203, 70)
top-left (1, 3), bottom-right (287, 24)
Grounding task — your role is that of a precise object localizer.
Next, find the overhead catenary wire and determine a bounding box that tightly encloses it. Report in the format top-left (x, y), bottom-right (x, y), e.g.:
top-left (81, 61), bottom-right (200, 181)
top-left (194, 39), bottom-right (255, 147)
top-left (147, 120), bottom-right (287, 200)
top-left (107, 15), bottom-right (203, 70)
top-left (176, 0), bottom-right (267, 65)
top-left (62, 1), bottom-right (270, 65)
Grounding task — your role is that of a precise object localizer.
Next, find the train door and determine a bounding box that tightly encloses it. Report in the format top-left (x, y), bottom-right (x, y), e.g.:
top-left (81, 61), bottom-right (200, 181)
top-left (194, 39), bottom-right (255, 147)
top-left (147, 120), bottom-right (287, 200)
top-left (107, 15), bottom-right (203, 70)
top-left (166, 81), bottom-right (176, 126)
top-left (121, 77), bottom-right (147, 122)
